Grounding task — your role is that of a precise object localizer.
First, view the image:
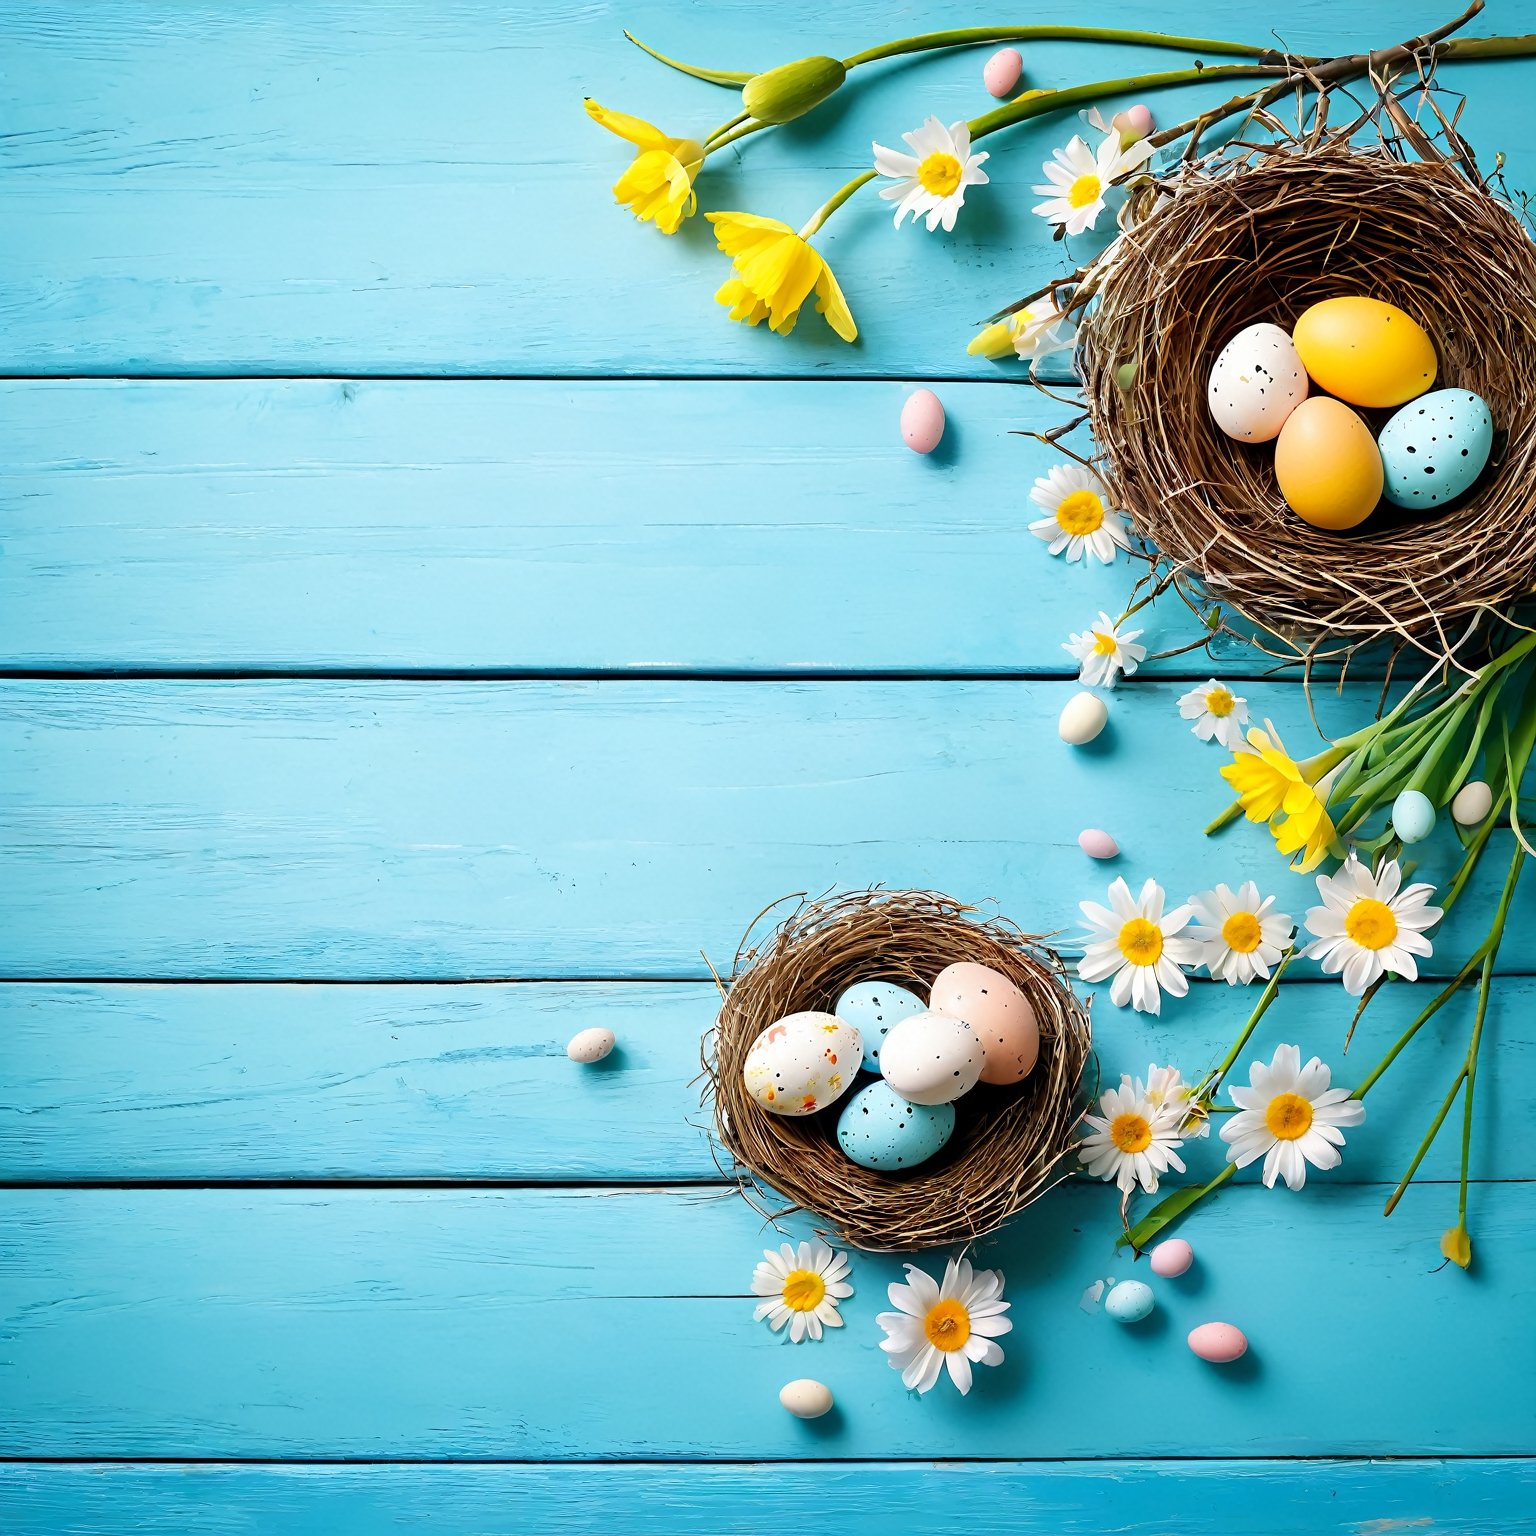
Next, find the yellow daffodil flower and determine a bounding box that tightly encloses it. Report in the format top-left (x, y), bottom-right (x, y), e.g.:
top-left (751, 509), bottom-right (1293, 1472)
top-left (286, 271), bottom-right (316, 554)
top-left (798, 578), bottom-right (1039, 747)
top-left (1221, 721), bottom-right (1340, 873)
top-left (705, 211), bottom-right (857, 341)
top-left (585, 100), bottom-right (704, 235)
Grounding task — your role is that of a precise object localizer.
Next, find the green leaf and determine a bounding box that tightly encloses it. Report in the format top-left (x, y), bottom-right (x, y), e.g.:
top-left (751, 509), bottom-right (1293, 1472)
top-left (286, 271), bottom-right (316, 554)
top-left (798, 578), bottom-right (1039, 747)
top-left (623, 30), bottom-right (755, 85)
top-left (1118, 1163), bottom-right (1236, 1251)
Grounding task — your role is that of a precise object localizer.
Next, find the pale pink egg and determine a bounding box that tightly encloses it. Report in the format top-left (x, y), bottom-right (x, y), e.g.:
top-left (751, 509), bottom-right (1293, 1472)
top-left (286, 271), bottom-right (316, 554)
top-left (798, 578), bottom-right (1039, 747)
top-left (1149, 1238), bottom-right (1193, 1277)
top-left (929, 960), bottom-right (1038, 1085)
top-left (1078, 828), bottom-right (1119, 860)
top-left (1123, 103), bottom-right (1155, 138)
top-left (1188, 1321), bottom-right (1248, 1363)
top-left (900, 388), bottom-right (946, 454)
top-left (983, 47), bottom-right (1023, 98)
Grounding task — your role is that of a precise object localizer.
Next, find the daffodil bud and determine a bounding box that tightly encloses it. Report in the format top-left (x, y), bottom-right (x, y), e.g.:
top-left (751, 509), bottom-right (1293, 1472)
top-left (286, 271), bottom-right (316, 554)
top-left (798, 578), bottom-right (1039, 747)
top-left (966, 319), bottom-right (1017, 360)
top-left (742, 56), bottom-right (846, 125)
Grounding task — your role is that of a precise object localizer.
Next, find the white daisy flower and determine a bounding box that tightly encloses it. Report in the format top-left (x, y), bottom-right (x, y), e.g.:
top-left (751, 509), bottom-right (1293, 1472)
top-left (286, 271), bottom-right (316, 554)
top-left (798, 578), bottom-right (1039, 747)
top-left (1178, 679), bottom-right (1250, 750)
top-left (1300, 854), bottom-right (1443, 996)
top-left (751, 1239), bottom-right (853, 1343)
top-left (1032, 132), bottom-right (1153, 235)
top-left (1077, 876), bottom-right (1201, 1015)
top-left (1079, 1075), bottom-right (1188, 1192)
top-left (1029, 464), bottom-right (1133, 564)
top-left (1063, 611), bottom-right (1147, 687)
top-left (1220, 1042), bottom-right (1366, 1191)
top-left (1142, 1062), bottom-right (1210, 1138)
top-left (1189, 880), bottom-right (1293, 986)
top-left (873, 116), bottom-right (990, 233)
top-left (876, 1256), bottom-right (1011, 1395)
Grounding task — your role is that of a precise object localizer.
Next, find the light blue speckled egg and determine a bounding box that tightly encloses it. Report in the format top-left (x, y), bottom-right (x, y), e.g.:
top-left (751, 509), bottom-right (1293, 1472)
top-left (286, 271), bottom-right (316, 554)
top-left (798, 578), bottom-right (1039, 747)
top-left (1104, 1279), bottom-right (1156, 1324)
top-left (1378, 388), bottom-right (1493, 509)
top-left (1392, 788), bottom-right (1436, 844)
top-left (836, 1080), bottom-right (955, 1172)
top-left (834, 979), bottom-right (927, 1072)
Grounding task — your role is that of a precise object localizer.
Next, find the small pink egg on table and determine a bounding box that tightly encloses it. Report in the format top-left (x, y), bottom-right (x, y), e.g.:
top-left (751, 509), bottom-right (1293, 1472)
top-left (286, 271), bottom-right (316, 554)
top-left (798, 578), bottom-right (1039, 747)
top-left (1188, 1321), bottom-right (1248, 1363)
top-left (983, 47), bottom-right (1023, 98)
top-left (900, 388), bottom-right (946, 454)
top-left (1149, 1238), bottom-right (1193, 1277)
top-left (1078, 828), bottom-right (1119, 860)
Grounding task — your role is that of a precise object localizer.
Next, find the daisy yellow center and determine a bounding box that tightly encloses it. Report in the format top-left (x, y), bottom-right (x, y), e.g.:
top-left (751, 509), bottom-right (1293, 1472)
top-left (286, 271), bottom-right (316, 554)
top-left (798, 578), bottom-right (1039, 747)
top-left (1345, 897), bottom-right (1398, 951)
top-left (923, 1298), bottom-right (972, 1352)
top-left (1092, 630), bottom-right (1119, 656)
top-left (1068, 173), bottom-right (1103, 208)
top-left (1221, 911), bottom-right (1263, 954)
top-left (1110, 1111), bottom-right (1153, 1154)
top-left (781, 1270), bottom-right (826, 1312)
top-left (1117, 917), bottom-right (1163, 966)
top-left (1265, 1092), bottom-right (1314, 1141)
top-left (1206, 686), bottom-right (1237, 718)
top-left (917, 152), bottom-right (963, 197)
top-left (1056, 489), bottom-right (1105, 535)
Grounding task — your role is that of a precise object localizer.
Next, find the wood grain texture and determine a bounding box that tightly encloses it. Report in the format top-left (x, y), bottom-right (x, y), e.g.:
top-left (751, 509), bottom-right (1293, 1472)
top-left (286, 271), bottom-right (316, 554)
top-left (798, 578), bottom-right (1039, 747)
top-left (2, 678), bottom-right (1531, 979)
top-left (2, 1459), bottom-right (1531, 1536)
top-left (2, 978), bottom-right (1530, 1183)
top-left (0, 378), bottom-right (1262, 676)
top-left (1, 1184), bottom-right (1532, 1459)
top-left (1, 1), bottom-right (1528, 376)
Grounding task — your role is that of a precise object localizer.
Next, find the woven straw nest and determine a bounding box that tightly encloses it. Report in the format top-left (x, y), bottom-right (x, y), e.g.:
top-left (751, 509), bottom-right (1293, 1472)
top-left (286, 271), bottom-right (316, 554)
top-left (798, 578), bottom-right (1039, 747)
top-left (704, 890), bottom-right (1092, 1252)
top-left (1073, 102), bottom-right (1536, 665)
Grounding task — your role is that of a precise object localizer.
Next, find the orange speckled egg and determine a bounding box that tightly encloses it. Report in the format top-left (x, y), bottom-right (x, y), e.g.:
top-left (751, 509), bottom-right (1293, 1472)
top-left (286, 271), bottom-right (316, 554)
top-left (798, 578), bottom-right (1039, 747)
top-left (928, 961), bottom-right (1039, 1085)
top-left (1291, 296), bottom-right (1436, 408)
top-left (1274, 397), bottom-right (1383, 531)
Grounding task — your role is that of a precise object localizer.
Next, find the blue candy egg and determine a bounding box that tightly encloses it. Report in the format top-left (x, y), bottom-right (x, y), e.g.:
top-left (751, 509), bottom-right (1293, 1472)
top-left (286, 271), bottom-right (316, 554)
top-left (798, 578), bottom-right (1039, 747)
top-left (1378, 388), bottom-right (1493, 509)
top-left (1104, 1279), bottom-right (1156, 1324)
top-left (1392, 788), bottom-right (1436, 844)
top-left (836, 1080), bottom-right (955, 1172)
top-left (834, 980), bottom-right (927, 1072)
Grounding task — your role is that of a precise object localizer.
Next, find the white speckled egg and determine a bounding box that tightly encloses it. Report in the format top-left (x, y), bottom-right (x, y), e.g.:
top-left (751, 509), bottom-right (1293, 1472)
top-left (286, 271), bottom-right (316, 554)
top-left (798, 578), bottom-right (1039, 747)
top-left (900, 388), bottom-right (946, 453)
top-left (1105, 1279), bottom-right (1155, 1323)
top-left (833, 980), bottom-right (927, 1072)
top-left (1207, 323), bottom-right (1309, 443)
top-left (779, 1378), bottom-right (834, 1418)
top-left (1452, 780), bottom-right (1493, 826)
top-left (929, 961), bottom-right (1038, 1085)
top-left (983, 47), bottom-right (1023, 97)
top-left (1392, 788), bottom-right (1436, 844)
top-left (836, 1079), bottom-right (955, 1170)
top-left (566, 1026), bottom-right (616, 1063)
top-left (879, 1010), bottom-right (983, 1105)
top-left (1058, 690), bottom-right (1108, 745)
top-left (1378, 388), bottom-right (1493, 508)
top-left (742, 1011), bottom-right (862, 1117)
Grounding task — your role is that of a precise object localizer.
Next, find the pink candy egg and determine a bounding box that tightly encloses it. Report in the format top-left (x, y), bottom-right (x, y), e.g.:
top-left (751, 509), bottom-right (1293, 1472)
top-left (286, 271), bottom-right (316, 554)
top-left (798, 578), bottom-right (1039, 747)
top-left (983, 47), bottom-right (1023, 98)
top-left (900, 388), bottom-right (946, 454)
top-left (929, 960), bottom-right (1039, 1085)
top-left (1188, 1321), bottom-right (1248, 1363)
top-left (1149, 1238), bottom-right (1193, 1277)
top-left (1078, 828), bottom-right (1119, 860)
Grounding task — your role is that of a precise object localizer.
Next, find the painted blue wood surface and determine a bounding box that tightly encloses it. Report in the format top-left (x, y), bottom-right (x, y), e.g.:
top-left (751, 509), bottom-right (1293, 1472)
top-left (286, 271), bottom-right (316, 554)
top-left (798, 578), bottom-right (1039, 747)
top-left (1, 1), bottom-right (1531, 376)
top-left (2, 978), bottom-right (1531, 1184)
top-left (1, 1184), bottom-right (1532, 1457)
top-left (3, 1460), bottom-right (1531, 1536)
top-left (2, 679), bottom-right (1530, 977)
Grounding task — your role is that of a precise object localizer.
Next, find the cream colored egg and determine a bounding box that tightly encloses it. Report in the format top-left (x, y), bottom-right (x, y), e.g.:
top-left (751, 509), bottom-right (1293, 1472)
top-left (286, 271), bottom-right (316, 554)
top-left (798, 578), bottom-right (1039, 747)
top-left (1206, 323), bottom-right (1309, 443)
top-left (1058, 690), bottom-right (1108, 745)
top-left (742, 1011), bottom-right (862, 1117)
top-left (566, 1027), bottom-right (616, 1063)
top-left (879, 1010), bottom-right (983, 1105)
top-left (929, 961), bottom-right (1038, 1085)
top-left (779, 1378), bottom-right (834, 1418)
top-left (1452, 780), bottom-right (1493, 826)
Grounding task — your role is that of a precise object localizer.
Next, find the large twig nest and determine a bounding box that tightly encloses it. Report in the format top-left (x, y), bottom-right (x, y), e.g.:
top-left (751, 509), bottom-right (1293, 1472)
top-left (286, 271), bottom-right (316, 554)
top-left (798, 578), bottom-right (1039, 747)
top-left (1076, 128), bottom-right (1536, 662)
top-left (705, 890), bottom-right (1092, 1252)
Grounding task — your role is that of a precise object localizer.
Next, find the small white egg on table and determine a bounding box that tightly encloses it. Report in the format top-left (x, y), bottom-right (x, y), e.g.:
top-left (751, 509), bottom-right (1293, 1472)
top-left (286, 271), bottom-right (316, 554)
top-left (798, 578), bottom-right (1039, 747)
top-left (1058, 691), bottom-right (1108, 745)
top-left (566, 1027), bottom-right (615, 1063)
top-left (780, 1379), bottom-right (834, 1419)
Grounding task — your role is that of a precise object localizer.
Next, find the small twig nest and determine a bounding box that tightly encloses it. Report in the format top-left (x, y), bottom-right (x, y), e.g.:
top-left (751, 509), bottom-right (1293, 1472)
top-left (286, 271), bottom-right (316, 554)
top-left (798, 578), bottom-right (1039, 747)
top-left (704, 890), bottom-right (1092, 1252)
top-left (1076, 112), bottom-right (1536, 665)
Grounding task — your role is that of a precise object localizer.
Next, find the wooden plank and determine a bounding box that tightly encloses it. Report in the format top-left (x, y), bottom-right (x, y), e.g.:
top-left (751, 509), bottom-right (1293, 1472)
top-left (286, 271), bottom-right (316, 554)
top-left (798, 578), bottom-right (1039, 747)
top-left (0, 378), bottom-right (1273, 676)
top-left (0, 1184), bottom-right (1531, 1458)
top-left (2, 978), bottom-right (1530, 1183)
top-left (2, 1459), bottom-right (1530, 1536)
top-left (1, 2), bottom-right (1526, 376)
top-left (0, 679), bottom-right (1529, 979)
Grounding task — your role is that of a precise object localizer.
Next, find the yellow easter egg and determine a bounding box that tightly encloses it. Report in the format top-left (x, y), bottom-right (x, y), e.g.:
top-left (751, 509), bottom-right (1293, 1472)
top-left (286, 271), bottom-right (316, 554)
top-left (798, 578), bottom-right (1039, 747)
top-left (1292, 296), bottom-right (1437, 408)
top-left (1274, 396), bottom-right (1383, 530)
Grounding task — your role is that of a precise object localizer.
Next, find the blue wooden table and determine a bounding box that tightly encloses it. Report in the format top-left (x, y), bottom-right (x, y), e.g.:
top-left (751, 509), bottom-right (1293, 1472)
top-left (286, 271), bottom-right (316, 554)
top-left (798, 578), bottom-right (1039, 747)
top-left (2, 3), bottom-right (1534, 1531)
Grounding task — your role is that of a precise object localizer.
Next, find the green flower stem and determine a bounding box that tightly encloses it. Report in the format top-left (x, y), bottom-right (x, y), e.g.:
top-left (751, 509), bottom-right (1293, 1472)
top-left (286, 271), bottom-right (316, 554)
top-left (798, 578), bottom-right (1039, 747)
top-left (1193, 949), bottom-right (1295, 1101)
top-left (704, 112), bottom-right (751, 148)
top-left (1382, 1050), bottom-right (1471, 1216)
top-left (622, 30), bottom-right (754, 86)
top-left (705, 120), bottom-right (770, 156)
top-left (1206, 800), bottom-right (1244, 836)
top-left (798, 171), bottom-right (878, 239)
top-left (841, 26), bottom-right (1291, 71)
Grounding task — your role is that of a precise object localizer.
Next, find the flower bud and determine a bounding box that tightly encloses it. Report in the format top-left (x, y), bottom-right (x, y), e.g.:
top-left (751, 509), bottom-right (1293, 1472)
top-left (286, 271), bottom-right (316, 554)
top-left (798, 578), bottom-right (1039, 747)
top-left (742, 56), bottom-right (847, 125)
top-left (1110, 104), bottom-right (1155, 148)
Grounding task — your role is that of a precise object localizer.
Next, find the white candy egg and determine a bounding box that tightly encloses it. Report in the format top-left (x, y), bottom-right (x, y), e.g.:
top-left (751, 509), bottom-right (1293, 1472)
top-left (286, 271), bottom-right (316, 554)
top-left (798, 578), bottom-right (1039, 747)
top-left (1207, 323), bottom-right (1309, 443)
top-left (1452, 780), bottom-right (1493, 826)
top-left (879, 1010), bottom-right (983, 1105)
top-left (779, 1378), bottom-right (834, 1419)
top-left (1058, 690), bottom-right (1108, 745)
top-left (566, 1027), bottom-right (615, 1063)
top-left (742, 1011), bottom-right (862, 1117)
